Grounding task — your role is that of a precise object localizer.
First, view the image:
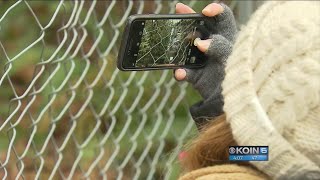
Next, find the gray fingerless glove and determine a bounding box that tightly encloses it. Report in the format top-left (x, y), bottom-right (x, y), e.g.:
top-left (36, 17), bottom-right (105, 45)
top-left (185, 4), bottom-right (238, 129)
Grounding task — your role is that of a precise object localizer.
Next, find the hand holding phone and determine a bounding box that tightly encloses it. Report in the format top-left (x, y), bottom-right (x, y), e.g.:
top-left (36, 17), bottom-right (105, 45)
top-left (174, 2), bottom-right (238, 125)
top-left (117, 13), bottom-right (215, 71)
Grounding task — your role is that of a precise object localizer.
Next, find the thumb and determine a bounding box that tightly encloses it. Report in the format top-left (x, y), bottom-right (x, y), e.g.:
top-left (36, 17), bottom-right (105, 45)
top-left (206, 34), bottom-right (232, 59)
top-left (194, 38), bottom-right (212, 53)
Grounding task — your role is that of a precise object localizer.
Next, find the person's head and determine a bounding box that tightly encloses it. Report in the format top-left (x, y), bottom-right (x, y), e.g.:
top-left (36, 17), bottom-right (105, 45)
top-left (181, 1), bottom-right (320, 179)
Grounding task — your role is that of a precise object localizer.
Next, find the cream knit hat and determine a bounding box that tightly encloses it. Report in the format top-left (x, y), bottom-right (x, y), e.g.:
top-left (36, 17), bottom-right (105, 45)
top-left (222, 1), bottom-right (320, 179)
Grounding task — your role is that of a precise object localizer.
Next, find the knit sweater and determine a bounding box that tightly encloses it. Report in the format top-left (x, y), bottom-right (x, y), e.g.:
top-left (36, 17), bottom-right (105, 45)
top-left (188, 1), bottom-right (320, 179)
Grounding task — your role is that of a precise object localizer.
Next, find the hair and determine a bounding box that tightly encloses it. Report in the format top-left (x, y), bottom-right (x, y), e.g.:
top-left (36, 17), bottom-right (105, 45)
top-left (180, 114), bottom-right (251, 172)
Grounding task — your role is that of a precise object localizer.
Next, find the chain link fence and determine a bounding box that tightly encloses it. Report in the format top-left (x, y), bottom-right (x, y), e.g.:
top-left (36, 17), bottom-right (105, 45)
top-left (0, 1), bottom-right (262, 179)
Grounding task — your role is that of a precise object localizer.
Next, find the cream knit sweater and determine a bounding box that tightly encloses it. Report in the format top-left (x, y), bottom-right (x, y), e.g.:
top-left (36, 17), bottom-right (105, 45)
top-left (222, 1), bottom-right (320, 179)
top-left (179, 1), bottom-right (320, 180)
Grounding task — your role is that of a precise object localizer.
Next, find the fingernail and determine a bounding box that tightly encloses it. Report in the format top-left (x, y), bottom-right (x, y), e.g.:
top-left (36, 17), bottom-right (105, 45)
top-left (202, 3), bottom-right (223, 16)
top-left (193, 37), bottom-right (201, 47)
top-left (196, 39), bottom-right (211, 52)
top-left (175, 69), bottom-right (186, 81)
top-left (176, 2), bottom-right (185, 8)
top-left (202, 5), bottom-right (211, 14)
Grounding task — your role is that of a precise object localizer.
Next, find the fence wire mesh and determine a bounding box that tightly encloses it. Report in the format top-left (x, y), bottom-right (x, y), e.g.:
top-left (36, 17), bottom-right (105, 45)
top-left (0, 1), bottom-right (262, 179)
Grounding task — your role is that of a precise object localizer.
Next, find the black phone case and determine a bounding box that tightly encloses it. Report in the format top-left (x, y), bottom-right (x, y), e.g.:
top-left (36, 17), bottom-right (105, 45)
top-left (117, 14), bottom-right (209, 71)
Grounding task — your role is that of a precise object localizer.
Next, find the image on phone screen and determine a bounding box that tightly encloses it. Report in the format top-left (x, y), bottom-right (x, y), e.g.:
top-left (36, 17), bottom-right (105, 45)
top-left (136, 19), bottom-right (204, 67)
top-left (122, 17), bottom-right (210, 69)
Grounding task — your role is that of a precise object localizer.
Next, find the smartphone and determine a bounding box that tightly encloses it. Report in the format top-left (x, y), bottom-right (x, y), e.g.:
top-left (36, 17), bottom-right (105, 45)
top-left (117, 14), bottom-right (215, 71)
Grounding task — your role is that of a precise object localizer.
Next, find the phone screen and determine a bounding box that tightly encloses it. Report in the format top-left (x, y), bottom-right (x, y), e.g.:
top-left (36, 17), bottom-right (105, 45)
top-left (123, 17), bottom-right (210, 69)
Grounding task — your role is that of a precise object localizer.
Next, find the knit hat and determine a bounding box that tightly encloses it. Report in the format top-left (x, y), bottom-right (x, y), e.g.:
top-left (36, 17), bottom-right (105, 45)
top-left (222, 1), bottom-right (320, 179)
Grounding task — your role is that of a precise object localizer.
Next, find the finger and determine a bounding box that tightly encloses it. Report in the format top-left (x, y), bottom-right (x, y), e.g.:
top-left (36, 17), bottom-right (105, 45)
top-left (194, 38), bottom-right (212, 53)
top-left (184, 68), bottom-right (198, 84)
top-left (176, 2), bottom-right (196, 14)
top-left (206, 34), bottom-right (232, 60)
top-left (202, 3), bottom-right (223, 17)
top-left (212, 3), bottom-right (237, 42)
top-left (175, 68), bottom-right (198, 84)
top-left (201, 3), bottom-right (237, 43)
top-left (174, 68), bottom-right (187, 81)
